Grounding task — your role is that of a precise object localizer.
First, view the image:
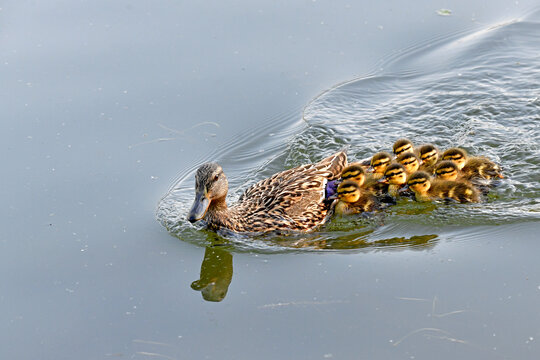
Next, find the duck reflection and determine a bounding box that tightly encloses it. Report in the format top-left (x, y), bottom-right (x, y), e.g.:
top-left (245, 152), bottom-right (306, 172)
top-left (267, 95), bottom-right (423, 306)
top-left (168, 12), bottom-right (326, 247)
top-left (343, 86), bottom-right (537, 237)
top-left (190, 231), bottom-right (439, 302)
top-left (191, 246), bottom-right (233, 302)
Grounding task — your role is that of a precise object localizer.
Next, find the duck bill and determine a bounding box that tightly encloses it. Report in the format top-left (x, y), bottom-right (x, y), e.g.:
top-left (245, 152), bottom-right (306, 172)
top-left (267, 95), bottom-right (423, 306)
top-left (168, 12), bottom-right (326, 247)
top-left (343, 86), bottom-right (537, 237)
top-left (366, 166), bottom-right (375, 173)
top-left (187, 191), bottom-right (210, 223)
top-left (378, 177), bottom-right (388, 184)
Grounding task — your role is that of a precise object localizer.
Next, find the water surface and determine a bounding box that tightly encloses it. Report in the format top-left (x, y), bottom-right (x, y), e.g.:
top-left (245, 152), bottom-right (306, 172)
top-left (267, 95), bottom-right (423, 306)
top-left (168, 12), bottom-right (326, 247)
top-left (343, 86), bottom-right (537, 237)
top-left (2, 1), bottom-right (540, 359)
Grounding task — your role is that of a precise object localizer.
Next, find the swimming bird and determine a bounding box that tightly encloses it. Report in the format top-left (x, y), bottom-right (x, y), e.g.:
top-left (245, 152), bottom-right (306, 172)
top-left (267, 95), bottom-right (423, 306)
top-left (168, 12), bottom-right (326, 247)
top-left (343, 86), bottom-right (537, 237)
top-left (379, 163), bottom-right (408, 197)
top-left (333, 180), bottom-right (379, 215)
top-left (461, 156), bottom-right (504, 181)
top-left (441, 147), bottom-right (468, 170)
top-left (396, 152), bottom-right (421, 174)
top-left (393, 138), bottom-right (414, 157)
top-left (368, 152), bottom-right (392, 179)
top-left (340, 163), bottom-right (367, 185)
top-left (434, 160), bottom-right (462, 181)
top-left (417, 144), bottom-right (439, 173)
top-left (187, 151), bottom-right (347, 233)
top-left (407, 171), bottom-right (480, 203)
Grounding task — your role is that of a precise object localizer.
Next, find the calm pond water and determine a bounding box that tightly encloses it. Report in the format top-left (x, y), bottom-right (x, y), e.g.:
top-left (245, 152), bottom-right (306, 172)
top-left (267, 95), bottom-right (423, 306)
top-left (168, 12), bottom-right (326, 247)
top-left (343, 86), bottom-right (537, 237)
top-left (2, 1), bottom-right (540, 359)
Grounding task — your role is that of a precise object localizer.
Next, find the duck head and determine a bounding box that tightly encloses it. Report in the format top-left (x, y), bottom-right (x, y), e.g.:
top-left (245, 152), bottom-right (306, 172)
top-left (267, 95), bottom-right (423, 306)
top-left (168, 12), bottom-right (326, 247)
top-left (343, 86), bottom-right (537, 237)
top-left (418, 144), bottom-right (439, 166)
top-left (393, 138), bottom-right (414, 157)
top-left (368, 152), bottom-right (392, 175)
top-left (442, 147), bottom-right (468, 170)
top-left (407, 171), bottom-right (432, 195)
top-left (379, 163), bottom-right (407, 185)
top-left (397, 151), bottom-right (421, 174)
top-left (337, 180), bottom-right (362, 203)
top-left (187, 163), bottom-right (229, 223)
top-left (435, 160), bottom-right (459, 181)
top-left (341, 163), bottom-right (366, 186)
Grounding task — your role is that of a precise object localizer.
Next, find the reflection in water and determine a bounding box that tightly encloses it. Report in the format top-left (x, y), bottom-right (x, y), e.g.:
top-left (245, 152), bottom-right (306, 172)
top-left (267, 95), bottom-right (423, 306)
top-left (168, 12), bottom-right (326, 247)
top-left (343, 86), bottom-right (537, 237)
top-left (191, 232), bottom-right (438, 302)
top-left (191, 246), bottom-right (233, 302)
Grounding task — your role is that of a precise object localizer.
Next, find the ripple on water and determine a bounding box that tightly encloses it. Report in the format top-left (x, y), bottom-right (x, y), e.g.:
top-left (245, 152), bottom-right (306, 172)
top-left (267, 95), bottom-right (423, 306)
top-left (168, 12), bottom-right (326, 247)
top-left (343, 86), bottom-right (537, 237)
top-left (158, 12), bottom-right (540, 252)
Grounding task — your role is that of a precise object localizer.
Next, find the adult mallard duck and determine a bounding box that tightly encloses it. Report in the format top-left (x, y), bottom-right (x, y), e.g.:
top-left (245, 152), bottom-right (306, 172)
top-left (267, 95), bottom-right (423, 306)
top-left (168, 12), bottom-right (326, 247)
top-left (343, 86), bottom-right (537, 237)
top-left (187, 151), bottom-right (347, 233)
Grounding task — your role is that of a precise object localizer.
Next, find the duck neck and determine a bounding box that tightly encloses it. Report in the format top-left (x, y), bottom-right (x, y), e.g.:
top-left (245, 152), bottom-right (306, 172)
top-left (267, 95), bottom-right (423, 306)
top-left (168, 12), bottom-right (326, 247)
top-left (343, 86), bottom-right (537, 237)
top-left (209, 196), bottom-right (228, 211)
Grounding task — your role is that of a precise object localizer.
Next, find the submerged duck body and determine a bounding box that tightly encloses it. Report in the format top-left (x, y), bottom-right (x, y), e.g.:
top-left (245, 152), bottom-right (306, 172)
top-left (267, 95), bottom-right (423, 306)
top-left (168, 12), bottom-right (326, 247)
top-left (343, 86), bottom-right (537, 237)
top-left (187, 151), bottom-right (347, 233)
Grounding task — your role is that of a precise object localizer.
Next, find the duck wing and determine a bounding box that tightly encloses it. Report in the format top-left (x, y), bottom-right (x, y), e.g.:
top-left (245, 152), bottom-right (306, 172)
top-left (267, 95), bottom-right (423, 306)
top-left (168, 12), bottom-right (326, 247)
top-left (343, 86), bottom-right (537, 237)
top-left (235, 151), bottom-right (347, 230)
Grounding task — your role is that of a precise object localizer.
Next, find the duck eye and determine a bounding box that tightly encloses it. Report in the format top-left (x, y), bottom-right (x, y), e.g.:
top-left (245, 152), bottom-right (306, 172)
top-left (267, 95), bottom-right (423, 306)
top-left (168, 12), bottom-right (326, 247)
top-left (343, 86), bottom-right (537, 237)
top-left (213, 174), bottom-right (220, 181)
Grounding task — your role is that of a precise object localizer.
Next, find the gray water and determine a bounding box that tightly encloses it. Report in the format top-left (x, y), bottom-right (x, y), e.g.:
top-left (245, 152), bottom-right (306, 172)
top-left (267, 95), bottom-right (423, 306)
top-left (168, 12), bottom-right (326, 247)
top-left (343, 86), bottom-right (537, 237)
top-left (2, 1), bottom-right (540, 359)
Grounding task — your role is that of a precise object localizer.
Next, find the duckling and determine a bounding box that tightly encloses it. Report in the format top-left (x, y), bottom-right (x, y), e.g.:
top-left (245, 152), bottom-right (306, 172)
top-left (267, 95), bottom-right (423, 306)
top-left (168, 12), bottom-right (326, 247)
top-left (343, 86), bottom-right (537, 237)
top-left (441, 148), bottom-right (468, 170)
top-left (333, 180), bottom-right (379, 215)
top-left (325, 162), bottom-right (366, 200)
top-left (340, 163), bottom-right (367, 185)
top-left (367, 152), bottom-right (392, 180)
top-left (434, 160), bottom-right (462, 181)
top-left (393, 138), bottom-right (415, 157)
top-left (461, 157), bottom-right (504, 181)
top-left (407, 171), bottom-right (480, 203)
top-left (379, 163), bottom-right (408, 197)
top-left (417, 144), bottom-right (439, 174)
top-left (396, 152), bottom-right (421, 174)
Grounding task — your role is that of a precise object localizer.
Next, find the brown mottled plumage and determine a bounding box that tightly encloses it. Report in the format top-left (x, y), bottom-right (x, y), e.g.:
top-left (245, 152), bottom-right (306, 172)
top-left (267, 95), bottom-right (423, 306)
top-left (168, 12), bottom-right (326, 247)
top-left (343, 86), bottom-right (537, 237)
top-left (187, 151), bottom-right (347, 233)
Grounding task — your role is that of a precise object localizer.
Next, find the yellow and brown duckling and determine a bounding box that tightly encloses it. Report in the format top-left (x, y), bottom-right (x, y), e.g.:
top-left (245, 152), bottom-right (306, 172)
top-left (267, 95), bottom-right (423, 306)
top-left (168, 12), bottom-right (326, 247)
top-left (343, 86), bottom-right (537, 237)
top-left (441, 147), bottom-right (468, 170)
top-left (461, 157), bottom-right (504, 181)
top-left (340, 163), bottom-right (367, 185)
top-left (393, 138), bottom-right (415, 157)
top-left (187, 151), bottom-right (347, 233)
top-left (434, 160), bottom-right (462, 181)
top-left (396, 152), bottom-right (421, 174)
top-left (368, 151), bottom-right (392, 179)
top-left (407, 171), bottom-right (480, 203)
top-left (333, 180), bottom-right (379, 215)
top-left (417, 144), bottom-right (439, 173)
top-left (379, 163), bottom-right (408, 197)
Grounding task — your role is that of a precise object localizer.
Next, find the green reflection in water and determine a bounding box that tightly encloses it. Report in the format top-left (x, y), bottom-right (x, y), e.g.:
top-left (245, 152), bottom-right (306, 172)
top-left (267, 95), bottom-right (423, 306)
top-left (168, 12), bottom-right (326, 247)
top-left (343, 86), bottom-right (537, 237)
top-left (190, 230), bottom-right (438, 302)
top-left (191, 246), bottom-right (233, 302)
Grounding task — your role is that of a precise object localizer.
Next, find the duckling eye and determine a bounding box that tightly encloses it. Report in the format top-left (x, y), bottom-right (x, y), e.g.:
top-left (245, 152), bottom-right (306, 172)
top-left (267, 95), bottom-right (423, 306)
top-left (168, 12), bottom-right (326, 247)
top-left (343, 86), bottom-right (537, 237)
top-left (213, 174), bottom-right (220, 181)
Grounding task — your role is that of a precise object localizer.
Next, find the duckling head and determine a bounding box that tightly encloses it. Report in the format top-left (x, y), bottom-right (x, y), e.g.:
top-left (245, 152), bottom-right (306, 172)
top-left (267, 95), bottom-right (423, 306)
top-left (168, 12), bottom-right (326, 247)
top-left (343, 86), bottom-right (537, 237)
top-left (442, 148), bottom-right (468, 170)
top-left (407, 171), bottom-right (432, 195)
top-left (393, 138), bottom-right (414, 156)
top-left (462, 158), bottom-right (504, 180)
top-left (418, 144), bottom-right (439, 166)
top-left (380, 163), bottom-right (407, 185)
top-left (337, 180), bottom-right (362, 203)
top-left (435, 160), bottom-right (460, 181)
top-left (369, 152), bottom-right (392, 175)
top-left (340, 163), bottom-right (366, 186)
top-left (188, 162), bottom-right (229, 222)
top-left (397, 152), bottom-right (421, 174)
